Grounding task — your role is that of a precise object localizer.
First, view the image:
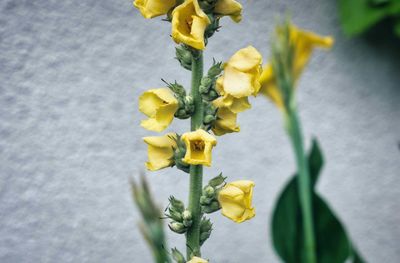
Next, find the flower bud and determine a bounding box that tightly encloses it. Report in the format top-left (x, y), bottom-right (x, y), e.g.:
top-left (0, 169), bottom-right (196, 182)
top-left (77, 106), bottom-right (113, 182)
top-left (171, 248), bottom-right (186, 263)
top-left (169, 196), bottom-right (185, 213)
top-left (208, 61), bottom-right (223, 78)
top-left (200, 195), bottom-right (212, 205)
top-left (203, 114), bottom-right (216, 125)
top-left (208, 173), bottom-right (226, 187)
top-left (202, 200), bottom-right (220, 214)
top-left (200, 76), bottom-right (213, 89)
top-left (175, 45), bottom-right (192, 71)
top-left (166, 81), bottom-right (187, 97)
top-left (168, 209), bottom-right (183, 222)
top-left (199, 217), bottom-right (213, 246)
top-left (205, 14), bottom-right (220, 38)
top-left (182, 210), bottom-right (192, 221)
top-left (203, 185), bottom-right (215, 198)
top-left (169, 222), bottom-right (187, 234)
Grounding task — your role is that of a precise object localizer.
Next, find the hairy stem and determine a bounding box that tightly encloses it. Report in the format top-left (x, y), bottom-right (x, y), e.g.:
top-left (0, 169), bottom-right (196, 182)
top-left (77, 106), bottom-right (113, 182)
top-left (186, 51), bottom-right (204, 258)
top-left (287, 106), bottom-right (317, 263)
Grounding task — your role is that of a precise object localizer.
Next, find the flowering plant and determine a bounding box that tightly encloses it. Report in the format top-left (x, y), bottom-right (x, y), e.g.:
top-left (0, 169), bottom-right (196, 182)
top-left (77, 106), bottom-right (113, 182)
top-left (131, 1), bottom-right (365, 262)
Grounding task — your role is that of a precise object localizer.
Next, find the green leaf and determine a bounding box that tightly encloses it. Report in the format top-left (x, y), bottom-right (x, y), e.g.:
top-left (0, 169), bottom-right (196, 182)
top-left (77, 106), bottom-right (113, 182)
top-left (271, 139), bottom-right (365, 263)
top-left (339, 0), bottom-right (400, 36)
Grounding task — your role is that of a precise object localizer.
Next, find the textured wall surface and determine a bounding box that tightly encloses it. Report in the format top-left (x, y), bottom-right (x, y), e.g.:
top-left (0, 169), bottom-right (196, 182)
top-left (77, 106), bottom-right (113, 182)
top-left (1, 0), bottom-right (399, 262)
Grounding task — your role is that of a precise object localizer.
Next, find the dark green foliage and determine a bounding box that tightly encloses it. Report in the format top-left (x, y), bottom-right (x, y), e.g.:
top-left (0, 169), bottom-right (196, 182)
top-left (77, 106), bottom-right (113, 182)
top-left (272, 139), bottom-right (365, 263)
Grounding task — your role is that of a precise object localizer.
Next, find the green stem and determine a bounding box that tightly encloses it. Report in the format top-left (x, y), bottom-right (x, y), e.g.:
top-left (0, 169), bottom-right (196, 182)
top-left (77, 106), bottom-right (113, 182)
top-left (286, 106), bottom-right (317, 263)
top-left (186, 51), bottom-right (204, 258)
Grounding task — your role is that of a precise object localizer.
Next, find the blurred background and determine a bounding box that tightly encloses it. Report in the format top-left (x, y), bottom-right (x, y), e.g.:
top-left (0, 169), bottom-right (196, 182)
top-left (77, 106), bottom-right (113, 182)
top-left (0, 0), bottom-right (399, 262)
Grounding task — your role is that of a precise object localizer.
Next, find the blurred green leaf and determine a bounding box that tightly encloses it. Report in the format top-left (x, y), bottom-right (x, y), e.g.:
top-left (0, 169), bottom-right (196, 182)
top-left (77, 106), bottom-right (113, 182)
top-left (271, 139), bottom-right (365, 263)
top-left (339, 0), bottom-right (400, 36)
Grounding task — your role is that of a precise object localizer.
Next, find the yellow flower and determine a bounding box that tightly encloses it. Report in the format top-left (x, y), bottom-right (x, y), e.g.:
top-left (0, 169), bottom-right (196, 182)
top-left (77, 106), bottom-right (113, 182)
top-left (214, 46), bottom-right (262, 112)
top-left (133, 0), bottom-right (176, 19)
top-left (171, 0), bottom-right (211, 50)
top-left (139, 88), bottom-right (179, 132)
top-left (181, 129), bottom-right (217, 166)
top-left (186, 256), bottom-right (208, 263)
top-left (214, 0), bottom-right (243, 23)
top-left (218, 180), bottom-right (255, 223)
top-left (211, 106), bottom-right (240, 136)
top-left (259, 24), bottom-right (334, 110)
top-left (143, 133), bottom-right (177, 171)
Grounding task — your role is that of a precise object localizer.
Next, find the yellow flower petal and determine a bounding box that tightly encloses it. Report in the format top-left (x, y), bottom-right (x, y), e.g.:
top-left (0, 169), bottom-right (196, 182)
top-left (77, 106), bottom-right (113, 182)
top-left (211, 107), bottom-right (240, 136)
top-left (259, 24), bottom-right (334, 110)
top-left (181, 129), bottom-right (217, 166)
top-left (214, 0), bottom-right (242, 23)
top-left (133, 0), bottom-right (176, 19)
top-left (171, 0), bottom-right (211, 50)
top-left (218, 180), bottom-right (255, 223)
top-left (227, 46), bottom-right (262, 72)
top-left (139, 88), bottom-right (179, 132)
top-left (143, 133), bottom-right (177, 171)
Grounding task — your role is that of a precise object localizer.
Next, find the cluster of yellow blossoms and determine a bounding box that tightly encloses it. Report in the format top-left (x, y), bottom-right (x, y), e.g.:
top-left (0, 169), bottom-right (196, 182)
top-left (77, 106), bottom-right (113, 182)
top-left (135, 1), bottom-right (333, 261)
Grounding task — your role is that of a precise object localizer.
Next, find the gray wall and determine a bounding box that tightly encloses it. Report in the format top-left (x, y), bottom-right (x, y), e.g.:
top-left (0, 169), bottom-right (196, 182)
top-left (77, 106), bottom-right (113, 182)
top-left (1, 0), bottom-right (399, 262)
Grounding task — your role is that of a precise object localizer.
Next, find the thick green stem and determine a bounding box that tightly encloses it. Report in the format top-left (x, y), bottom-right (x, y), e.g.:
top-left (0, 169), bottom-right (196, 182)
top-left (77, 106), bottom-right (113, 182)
top-left (186, 51), bottom-right (204, 258)
top-left (286, 107), bottom-right (317, 263)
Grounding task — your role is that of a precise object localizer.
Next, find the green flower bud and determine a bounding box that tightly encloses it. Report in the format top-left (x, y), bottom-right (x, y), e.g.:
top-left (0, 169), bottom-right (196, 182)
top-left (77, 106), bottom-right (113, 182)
top-left (202, 200), bottom-right (220, 214)
top-left (168, 209), bottom-right (183, 222)
top-left (171, 248), bottom-right (186, 263)
top-left (208, 61), bottom-right (223, 78)
top-left (200, 76), bottom-right (213, 89)
top-left (169, 196), bottom-right (185, 213)
top-left (163, 80), bottom-right (186, 97)
top-left (182, 210), bottom-right (192, 221)
top-left (203, 185), bottom-right (215, 198)
top-left (208, 89), bottom-right (218, 100)
top-left (169, 222), bottom-right (187, 234)
top-left (203, 114), bottom-right (216, 125)
top-left (200, 195), bottom-right (212, 205)
top-left (208, 173), bottom-right (226, 187)
top-left (175, 45), bottom-right (192, 71)
top-left (199, 85), bottom-right (209, 95)
top-left (205, 15), bottom-right (220, 38)
top-left (199, 217), bottom-right (213, 246)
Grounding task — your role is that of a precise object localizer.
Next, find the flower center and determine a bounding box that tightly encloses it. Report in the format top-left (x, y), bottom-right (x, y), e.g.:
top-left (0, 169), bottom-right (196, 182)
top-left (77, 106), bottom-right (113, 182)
top-left (191, 140), bottom-right (205, 152)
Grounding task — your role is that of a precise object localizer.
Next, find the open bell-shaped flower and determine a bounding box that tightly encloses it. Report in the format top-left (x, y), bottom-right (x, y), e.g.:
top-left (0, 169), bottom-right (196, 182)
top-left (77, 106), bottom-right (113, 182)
top-left (214, 46), bottom-right (262, 113)
top-left (143, 133), bottom-right (177, 171)
top-left (181, 129), bottom-right (217, 166)
top-left (139, 88), bottom-right (179, 132)
top-left (171, 0), bottom-right (211, 50)
top-left (133, 0), bottom-right (177, 19)
top-left (218, 180), bottom-right (255, 223)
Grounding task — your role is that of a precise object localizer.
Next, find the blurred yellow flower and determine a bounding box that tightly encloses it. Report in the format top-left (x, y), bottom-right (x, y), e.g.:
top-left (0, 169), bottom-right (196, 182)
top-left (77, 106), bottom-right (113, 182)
top-left (211, 106), bottom-right (240, 136)
top-left (187, 256), bottom-right (208, 263)
top-left (218, 180), bottom-right (255, 223)
top-left (139, 88), bottom-right (178, 132)
top-left (133, 0), bottom-right (176, 19)
top-left (143, 133), bottom-right (177, 171)
top-left (171, 0), bottom-right (211, 50)
top-left (181, 129), bottom-right (217, 166)
top-left (259, 24), bottom-right (334, 110)
top-left (214, 0), bottom-right (242, 23)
